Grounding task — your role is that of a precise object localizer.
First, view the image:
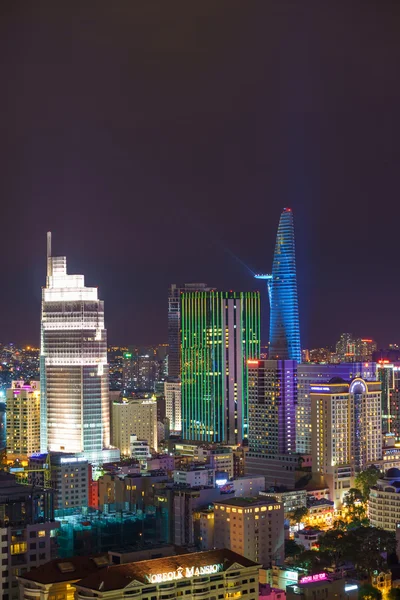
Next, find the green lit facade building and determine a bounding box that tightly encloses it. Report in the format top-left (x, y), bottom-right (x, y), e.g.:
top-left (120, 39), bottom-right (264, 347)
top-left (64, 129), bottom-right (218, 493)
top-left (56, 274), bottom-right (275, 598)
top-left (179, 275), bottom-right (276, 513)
top-left (181, 291), bottom-right (260, 444)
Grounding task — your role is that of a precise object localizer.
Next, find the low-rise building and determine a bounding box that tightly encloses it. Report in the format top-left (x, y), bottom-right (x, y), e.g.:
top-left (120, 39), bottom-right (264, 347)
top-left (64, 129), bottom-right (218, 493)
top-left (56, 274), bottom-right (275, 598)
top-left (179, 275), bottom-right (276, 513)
top-left (17, 554), bottom-right (109, 600)
top-left (306, 498), bottom-right (334, 529)
top-left (259, 583), bottom-right (286, 600)
top-left (73, 549), bottom-right (261, 600)
top-left (267, 566), bottom-right (303, 591)
top-left (294, 527), bottom-right (322, 550)
top-left (369, 468), bottom-right (400, 530)
top-left (214, 497), bottom-right (284, 568)
top-left (29, 453), bottom-right (89, 512)
top-left (260, 489), bottom-right (307, 519)
top-left (198, 447), bottom-right (234, 479)
top-left (98, 471), bottom-right (169, 512)
top-left (286, 575), bottom-right (358, 600)
top-left (0, 472), bottom-right (58, 600)
top-left (173, 467), bottom-right (214, 488)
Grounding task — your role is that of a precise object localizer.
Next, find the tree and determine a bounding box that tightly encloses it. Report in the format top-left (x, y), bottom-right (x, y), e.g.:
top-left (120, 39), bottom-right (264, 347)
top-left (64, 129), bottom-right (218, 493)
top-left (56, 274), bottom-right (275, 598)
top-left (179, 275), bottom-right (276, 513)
top-left (318, 529), bottom-right (348, 568)
top-left (358, 583), bottom-right (382, 600)
top-left (345, 527), bottom-right (396, 576)
top-left (289, 506), bottom-right (309, 529)
top-left (285, 539), bottom-right (302, 558)
top-left (293, 549), bottom-right (331, 573)
top-left (343, 488), bottom-right (368, 523)
top-left (388, 589), bottom-right (400, 600)
top-left (355, 466), bottom-right (381, 501)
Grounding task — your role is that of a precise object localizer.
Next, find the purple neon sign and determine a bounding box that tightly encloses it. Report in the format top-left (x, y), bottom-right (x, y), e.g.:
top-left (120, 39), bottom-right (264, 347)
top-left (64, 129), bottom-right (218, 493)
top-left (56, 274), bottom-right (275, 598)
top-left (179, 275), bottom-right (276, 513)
top-left (299, 573), bottom-right (327, 584)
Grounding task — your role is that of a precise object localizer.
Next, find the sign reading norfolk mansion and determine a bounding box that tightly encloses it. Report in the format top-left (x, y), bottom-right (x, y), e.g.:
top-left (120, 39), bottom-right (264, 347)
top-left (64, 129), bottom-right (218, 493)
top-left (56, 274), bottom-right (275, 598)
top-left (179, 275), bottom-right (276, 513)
top-left (147, 563), bottom-right (223, 583)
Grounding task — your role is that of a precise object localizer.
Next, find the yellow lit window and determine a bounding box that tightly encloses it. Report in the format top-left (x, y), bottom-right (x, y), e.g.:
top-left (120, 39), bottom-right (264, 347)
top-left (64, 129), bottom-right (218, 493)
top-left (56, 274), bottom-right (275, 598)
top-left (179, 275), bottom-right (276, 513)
top-left (38, 530), bottom-right (46, 537)
top-left (11, 542), bottom-right (27, 555)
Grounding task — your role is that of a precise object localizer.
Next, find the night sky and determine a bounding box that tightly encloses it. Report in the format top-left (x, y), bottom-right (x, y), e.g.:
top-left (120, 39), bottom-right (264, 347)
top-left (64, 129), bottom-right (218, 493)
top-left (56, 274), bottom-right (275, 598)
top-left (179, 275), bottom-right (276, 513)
top-left (1, 2), bottom-right (400, 349)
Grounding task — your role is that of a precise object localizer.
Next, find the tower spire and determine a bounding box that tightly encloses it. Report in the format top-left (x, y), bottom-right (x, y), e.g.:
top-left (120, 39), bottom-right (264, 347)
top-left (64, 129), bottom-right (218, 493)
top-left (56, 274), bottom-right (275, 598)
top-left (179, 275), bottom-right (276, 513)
top-left (46, 231), bottom-right (52, 278)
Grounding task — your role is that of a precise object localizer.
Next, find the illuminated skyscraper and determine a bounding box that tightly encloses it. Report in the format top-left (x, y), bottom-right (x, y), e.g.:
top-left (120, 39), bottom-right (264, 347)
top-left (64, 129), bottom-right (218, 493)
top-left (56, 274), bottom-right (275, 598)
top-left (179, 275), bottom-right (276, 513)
top-left (256, 208), bottom-right (301, 362)
top-left (40, 233), bottom-right (118, 464)
top-left (181, 291), bottom-right (260, 444)
top-left (168, 283), bottom-right (210, 379)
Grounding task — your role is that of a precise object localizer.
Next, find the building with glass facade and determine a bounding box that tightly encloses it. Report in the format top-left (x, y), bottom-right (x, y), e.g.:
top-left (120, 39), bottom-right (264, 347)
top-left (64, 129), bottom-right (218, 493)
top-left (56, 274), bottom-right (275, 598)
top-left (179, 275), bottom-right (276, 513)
top-left (40, 233), bottom-right (118, 464)
top-left (256, 208), bottom-right (301, 362)
top-left (181, 291), bottom-right (260, 444)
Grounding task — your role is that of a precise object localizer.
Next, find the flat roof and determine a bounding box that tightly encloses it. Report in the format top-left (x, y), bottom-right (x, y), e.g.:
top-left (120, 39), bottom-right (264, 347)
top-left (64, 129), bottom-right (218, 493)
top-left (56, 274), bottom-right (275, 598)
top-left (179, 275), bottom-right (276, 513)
top-left (76, 549), bottom-right (260, 592)
top-left (215, 497), bottom-right (278, 508)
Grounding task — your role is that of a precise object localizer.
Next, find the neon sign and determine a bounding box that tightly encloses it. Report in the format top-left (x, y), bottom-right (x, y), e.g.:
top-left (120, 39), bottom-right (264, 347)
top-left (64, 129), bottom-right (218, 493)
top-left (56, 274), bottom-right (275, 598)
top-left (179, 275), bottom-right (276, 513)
top-left (310, 386), bottom-right (330, 392)
top-left (147, 563), bottom-right (223, 583)
top-left (299, 573), bottom-right (327, 584)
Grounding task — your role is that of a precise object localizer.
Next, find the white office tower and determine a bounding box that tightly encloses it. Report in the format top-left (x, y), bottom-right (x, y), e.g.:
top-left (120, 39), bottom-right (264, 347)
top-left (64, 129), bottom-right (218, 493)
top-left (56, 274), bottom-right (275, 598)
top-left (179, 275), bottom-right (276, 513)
top-left (40, 232), bottom-right (119, 464)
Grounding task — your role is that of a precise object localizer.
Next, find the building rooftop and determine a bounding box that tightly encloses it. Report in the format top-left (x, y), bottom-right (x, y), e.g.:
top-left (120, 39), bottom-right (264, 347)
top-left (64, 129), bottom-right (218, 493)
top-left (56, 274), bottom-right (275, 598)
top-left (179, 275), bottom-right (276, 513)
top-left (76, 549), bottom-right (260, 592)
top-left (20, 554), bottom-right (109, 584)
top-left (215, 496), bottom-right (276, 508)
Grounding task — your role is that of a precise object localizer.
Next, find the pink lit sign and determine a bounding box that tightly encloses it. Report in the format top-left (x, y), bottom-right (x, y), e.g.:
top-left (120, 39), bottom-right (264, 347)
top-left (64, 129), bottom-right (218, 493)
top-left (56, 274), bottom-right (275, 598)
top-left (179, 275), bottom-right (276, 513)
top-left (299, 573), bottom-right (327, 584)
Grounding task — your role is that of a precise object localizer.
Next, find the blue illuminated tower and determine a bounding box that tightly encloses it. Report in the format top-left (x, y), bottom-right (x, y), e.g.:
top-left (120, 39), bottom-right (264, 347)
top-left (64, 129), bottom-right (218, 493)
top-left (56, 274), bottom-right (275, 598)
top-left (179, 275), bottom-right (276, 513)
top-left (256, 208), bottom-right (301, 362)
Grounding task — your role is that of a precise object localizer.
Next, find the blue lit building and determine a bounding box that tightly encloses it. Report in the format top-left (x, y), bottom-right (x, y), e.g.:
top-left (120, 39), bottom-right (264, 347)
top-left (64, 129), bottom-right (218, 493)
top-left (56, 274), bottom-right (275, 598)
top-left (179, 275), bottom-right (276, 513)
top-left (256, 208), bottom-right (301, 362)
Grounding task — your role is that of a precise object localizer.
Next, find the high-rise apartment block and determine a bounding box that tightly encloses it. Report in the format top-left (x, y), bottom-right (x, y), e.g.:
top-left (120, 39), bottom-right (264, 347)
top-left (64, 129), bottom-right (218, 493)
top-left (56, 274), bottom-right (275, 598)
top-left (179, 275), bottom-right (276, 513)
top-left (296, 362), bottom-right (377, 454)
top-left (40, 233), bottom-right (117, 464)
top-left (256, 208), bottom-right (301, 362)
top-left (247, 359), bottom-right (297, 455)
top-left (111, 398), bottom-right (158, 455)
top-left (181, 290), bottom-right (260, 444)
top-left (311, 377), bottom-right (382, 506)
top-left (168, 283), bottom-right (210, 379)
top-left (214, 497), bottom-right (284, 568)
top-left (164, 380), bottom-right (181, 433)
top-left (6, 380), bottom-right (40, 460)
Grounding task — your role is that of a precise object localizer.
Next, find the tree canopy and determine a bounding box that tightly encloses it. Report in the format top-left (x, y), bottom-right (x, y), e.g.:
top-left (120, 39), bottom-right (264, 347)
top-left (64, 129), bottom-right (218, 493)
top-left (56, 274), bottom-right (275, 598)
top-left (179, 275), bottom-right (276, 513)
top-left (317, 526), bottom-right (395, 577)
top-left (289, 506), bottom-right (309, 527)
top-left (355, 466), bottom-right (382, 500)
top-left (358, 583), bottom-right (382, 600)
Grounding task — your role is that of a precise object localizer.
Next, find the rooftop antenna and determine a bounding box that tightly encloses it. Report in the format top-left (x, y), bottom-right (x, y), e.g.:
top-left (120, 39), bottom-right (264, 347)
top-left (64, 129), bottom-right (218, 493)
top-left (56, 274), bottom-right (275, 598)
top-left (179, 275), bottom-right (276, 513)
top-left (47, 231), bottom-right (52, 279)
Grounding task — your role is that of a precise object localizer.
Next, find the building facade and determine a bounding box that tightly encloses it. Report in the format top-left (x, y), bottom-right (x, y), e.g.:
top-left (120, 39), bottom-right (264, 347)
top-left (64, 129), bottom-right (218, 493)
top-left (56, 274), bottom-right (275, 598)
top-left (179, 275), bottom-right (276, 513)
top-left (256, 208), bottom-right (301, 363)
top-left (112, 398), bottom-right (158, 455)
top-left (296, 362), bottom-right (376, 454)
top-left (214, 497), bottom-right (284, 568)
top-left (74, 549), bottom-right (261, 600)
top-left (40, 233), bottom-right (115, 464)
top-left (247, 359), bottom-right (297, 455)
top-left (369, 468), bottom-right (400, 531)
top-left (181, 291), bottom-right (260, 444)
top-left (164, 380), bottom-right (181, 433)
top-left (29, 453), bottom-right (89, 512)
top-left (168, 283), bottom-right (210, 379)
top-left (6, 380), bottom-right (40, 460)
top-left (311, 377), bottom-right (382, 506)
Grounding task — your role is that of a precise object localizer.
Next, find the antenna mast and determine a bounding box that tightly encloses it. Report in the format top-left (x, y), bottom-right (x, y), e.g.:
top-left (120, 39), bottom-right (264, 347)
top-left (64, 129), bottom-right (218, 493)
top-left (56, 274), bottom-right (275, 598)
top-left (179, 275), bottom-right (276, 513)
top-left (47, 232), bottom-right (52, 278)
